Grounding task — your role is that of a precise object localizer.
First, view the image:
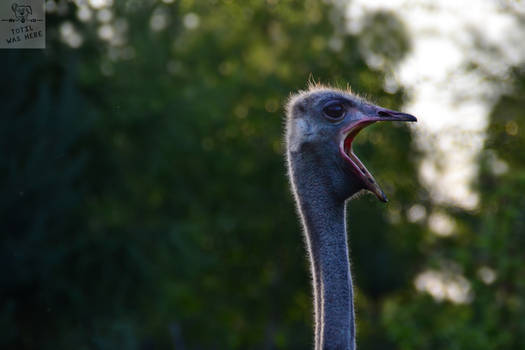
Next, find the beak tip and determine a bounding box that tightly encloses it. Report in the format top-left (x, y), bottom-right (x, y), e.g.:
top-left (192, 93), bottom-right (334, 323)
top-left (374, 190), bottom-right (388, 203)
top-left (402, 114), bottom-right (417, 122)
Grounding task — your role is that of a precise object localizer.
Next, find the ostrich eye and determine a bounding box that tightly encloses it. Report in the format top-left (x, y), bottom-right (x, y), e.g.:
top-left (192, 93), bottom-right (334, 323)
top-left (323, 103), bottom-right (345, 120)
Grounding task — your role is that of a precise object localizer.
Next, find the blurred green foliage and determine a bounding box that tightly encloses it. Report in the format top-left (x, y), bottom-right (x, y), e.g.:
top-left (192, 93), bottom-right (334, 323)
top-left (1, 1), bottom-right (523, 349)
top-left (381, 67), bottom-right (525, 350)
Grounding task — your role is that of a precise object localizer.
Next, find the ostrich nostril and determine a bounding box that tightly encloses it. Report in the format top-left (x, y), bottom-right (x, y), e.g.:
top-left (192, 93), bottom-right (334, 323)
top-left (378, 111), bottom-right (392, 118)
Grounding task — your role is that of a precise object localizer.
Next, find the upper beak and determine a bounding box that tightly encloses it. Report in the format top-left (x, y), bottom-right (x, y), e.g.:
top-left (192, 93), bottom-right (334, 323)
top-left (372, 108), bottom-right (417, 123)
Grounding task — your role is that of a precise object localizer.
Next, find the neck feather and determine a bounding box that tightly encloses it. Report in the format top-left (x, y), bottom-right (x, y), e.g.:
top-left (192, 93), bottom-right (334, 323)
top-left (288, 153), bottom-right (356, 350)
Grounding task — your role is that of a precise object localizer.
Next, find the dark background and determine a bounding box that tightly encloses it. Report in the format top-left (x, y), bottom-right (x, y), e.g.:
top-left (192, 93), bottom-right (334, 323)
top-left (1, 1), bottom-right (524, 349)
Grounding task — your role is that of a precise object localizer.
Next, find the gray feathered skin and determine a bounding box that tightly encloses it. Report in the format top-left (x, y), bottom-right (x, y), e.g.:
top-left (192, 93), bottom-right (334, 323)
top-left (285, 85), bottom-right (416, 350)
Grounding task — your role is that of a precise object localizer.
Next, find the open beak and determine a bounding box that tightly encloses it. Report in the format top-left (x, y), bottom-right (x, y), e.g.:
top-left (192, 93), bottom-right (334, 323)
top-left (339, 107), bottom-right (417, 202)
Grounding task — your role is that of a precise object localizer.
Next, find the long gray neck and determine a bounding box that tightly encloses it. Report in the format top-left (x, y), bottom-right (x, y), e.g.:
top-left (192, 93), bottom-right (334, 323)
top-left (288, 153), bottom-right (355, 350)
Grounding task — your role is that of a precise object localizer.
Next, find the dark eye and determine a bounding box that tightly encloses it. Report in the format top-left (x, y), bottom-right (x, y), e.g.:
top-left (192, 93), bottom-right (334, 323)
top-left (323, 103), bottom-right (345, 120)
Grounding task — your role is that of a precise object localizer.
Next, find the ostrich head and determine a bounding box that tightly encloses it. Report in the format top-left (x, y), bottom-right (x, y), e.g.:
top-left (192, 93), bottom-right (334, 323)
top-left (286, 86), bottom-right (417, 203)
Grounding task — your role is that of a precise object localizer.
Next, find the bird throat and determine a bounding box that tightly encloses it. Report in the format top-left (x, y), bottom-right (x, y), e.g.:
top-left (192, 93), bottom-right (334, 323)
top-left (296, 193), bottom-right (356, 350)
top-left (287, 147), bottom-right (357, 350)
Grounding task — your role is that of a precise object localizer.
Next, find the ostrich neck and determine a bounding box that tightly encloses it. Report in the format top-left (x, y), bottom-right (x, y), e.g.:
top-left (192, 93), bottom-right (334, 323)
top-left (289, 157), bottom-right (355, 350)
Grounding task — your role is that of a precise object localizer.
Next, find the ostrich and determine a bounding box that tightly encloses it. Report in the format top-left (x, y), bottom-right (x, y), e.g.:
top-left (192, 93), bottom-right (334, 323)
top-left (285, 85), bottom-right (416, 350)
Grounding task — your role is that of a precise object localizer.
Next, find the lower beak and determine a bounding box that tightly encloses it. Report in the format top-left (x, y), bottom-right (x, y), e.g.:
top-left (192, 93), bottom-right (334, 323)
top-left (366, 108), bottom-right (416, 202)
